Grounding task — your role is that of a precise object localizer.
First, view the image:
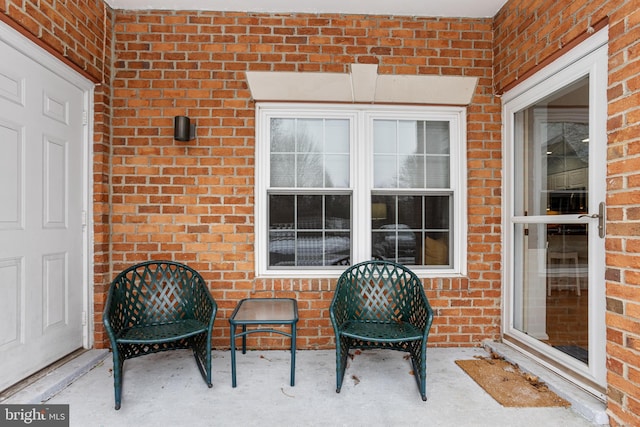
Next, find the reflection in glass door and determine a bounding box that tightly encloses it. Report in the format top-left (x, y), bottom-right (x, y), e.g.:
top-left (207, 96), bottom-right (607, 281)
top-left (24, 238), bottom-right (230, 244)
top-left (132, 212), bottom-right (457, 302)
top-left (504, 31), bottom-right (607, 395)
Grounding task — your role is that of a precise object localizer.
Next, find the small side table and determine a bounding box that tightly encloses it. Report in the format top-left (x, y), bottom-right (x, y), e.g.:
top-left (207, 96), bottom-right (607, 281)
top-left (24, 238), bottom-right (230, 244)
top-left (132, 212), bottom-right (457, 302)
top-left (229, 298), bottom-right (298, 388)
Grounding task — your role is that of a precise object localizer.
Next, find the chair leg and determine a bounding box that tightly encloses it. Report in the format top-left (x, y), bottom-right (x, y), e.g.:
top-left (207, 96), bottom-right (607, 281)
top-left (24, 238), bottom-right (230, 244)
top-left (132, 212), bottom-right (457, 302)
top-left (191, 334), bottom-right (213, 387)
top-left (111, 349), bottom-right (123, 410)
top-left (408, 341), bottom-right (427, 401)
top-left (335, 340), bottom-right (342, 393)
top-left (335, 335), bottom-right (349, 393)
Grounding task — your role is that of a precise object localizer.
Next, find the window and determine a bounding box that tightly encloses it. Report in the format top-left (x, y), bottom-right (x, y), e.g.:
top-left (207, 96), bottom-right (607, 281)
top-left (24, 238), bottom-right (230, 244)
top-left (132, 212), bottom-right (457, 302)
top-left (255, 104), bottom-right (467, 277)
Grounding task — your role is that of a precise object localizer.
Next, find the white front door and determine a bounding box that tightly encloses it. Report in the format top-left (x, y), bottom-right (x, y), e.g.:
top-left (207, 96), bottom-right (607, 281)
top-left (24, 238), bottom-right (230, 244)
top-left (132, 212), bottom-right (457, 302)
top-left (502, 29), bottom-right (608, 398)
top-left (0, 24), bottom-right (90, 391)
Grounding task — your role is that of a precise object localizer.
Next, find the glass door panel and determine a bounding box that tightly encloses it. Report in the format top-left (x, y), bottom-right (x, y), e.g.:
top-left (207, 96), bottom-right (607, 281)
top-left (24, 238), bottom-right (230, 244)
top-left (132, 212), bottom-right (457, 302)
top-left (513, 77), bottom-right (590, 365)
top-left (514, 222), bottom-right (589, 364)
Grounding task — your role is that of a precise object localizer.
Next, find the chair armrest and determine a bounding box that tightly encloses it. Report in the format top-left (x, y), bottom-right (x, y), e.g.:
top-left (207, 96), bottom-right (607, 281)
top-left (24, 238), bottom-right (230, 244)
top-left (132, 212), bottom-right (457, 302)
top-left (103, 283), bottom-right (126, 342)
top-left (191, 278), bottom-right (218, 328)
top-left (405, 286), bottom-right (434, 337)
top-left (329, 275), bottom-right (350, 331)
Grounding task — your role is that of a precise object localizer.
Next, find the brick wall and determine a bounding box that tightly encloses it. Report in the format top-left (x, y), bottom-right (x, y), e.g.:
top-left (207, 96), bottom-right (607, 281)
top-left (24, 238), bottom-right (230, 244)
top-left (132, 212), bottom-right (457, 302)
top-left (605, 3), bottom-right (640, 424)
top-left (108, 11), bottom-right (502, 350)
top-left (494, 1), bottom-right (640, 426)
top-left (2, 0), bottom-right (107, 78)
top-left (91, 12), bottom-right (113, 347)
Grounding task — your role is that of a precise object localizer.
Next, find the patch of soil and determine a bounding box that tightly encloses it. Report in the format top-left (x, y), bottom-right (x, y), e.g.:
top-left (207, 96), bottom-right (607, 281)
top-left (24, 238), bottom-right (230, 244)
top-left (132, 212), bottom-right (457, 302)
top-left (455, 356), bottom-right (571, 408)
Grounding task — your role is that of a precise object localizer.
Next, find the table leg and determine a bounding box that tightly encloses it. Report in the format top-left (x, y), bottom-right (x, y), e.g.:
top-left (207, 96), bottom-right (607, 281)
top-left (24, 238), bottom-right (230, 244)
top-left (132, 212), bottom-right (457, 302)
top-left (290, 322), bottom-right (296, 386)
top-left (242, 325), bottom-right (247, 354)
top-left (230, 323), bottom-right (237, 388)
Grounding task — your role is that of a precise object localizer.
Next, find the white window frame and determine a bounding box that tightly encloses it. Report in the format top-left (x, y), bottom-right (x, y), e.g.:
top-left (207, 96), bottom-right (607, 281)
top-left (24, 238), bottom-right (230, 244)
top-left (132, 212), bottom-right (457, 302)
top-left (255, 102), bottom-right (467, 278)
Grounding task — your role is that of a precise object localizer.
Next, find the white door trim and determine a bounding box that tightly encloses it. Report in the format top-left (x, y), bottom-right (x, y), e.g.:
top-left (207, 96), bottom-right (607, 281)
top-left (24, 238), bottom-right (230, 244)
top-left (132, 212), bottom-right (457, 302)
top-left (0, 20), bottom-right (94, 349)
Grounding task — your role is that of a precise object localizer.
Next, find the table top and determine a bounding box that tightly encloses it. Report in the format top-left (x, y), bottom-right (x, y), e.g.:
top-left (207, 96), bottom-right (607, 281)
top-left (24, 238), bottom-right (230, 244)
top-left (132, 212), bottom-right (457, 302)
top-left (230, 298), bottom-right (298, 323)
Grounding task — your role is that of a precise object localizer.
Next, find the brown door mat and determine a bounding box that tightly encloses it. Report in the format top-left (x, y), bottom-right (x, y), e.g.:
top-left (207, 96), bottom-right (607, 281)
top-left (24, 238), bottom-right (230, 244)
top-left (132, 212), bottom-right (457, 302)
top-left (455, 357), bottom-right (571, 408)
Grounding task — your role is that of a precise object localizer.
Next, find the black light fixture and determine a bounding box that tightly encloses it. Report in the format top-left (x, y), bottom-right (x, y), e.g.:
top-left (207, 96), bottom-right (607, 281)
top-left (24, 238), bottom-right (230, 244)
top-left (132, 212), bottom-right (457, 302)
top-left (174, 116), bottom-right (196, 141)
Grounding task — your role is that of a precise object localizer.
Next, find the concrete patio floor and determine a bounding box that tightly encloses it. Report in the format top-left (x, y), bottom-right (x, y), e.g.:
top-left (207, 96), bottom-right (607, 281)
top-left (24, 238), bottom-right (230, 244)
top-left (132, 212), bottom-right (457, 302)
top-left (3, 345), bottom-right (608, 427)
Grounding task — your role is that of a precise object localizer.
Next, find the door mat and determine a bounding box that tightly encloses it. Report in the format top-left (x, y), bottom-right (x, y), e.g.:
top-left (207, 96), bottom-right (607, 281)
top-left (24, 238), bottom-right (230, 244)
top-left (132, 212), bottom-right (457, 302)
top-left (455, 357), bottom-right (571, 408)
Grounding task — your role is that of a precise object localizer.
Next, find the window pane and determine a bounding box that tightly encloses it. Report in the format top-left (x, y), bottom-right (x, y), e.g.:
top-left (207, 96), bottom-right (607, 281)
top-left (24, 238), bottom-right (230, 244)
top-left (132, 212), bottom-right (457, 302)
top-left (426, 156), bottom-right (449, 188)
top-left (398, 121), bottom-right (419, 154)
top-left (325, 232), bottom-right (351, 266)
top-left (268, 194), bottom-right (351, 267)
top-left (271, 118), bottom-right (295, 152)
top-left (425, 195), bottom-right (451, 229)
top-left (326, 195), bottom-right (351, 229)
top-left (269, 230), bottom-right (295, 266)
top-left (296, 153), bottom-right (324, 187)
top-left (269, 195), bottom-right (294, 227)
top-left (399, 155), bottom-right (425, 188)
top-left (398, 195), bottom-right (423, 229)
top-left (270, 154), bottom-right (295, 187)
top-left (373, 120), bottom-right (396, 154)
top-left (270, 117), bottom-right (350, 188)
top-left (422, 194), bottom-right (451, 266)
top-left (297, 195), bottom-right (323, 229)
top-left (425, 121), bottom-right (450, 154)
top-left (373, 155), bottom-right (397, 188)
top-left (423, 232), bottom-right (450, 266)
top-left (325, 119), bottom-right (349, 153)
top-left (297, 232), bottom-right (351, 266)
top-left (297, 232), bottom-right (323, 266)
top-left (372, 223), bottom-right (416, 265)
top-left (373, 119), bottom-right (451, 190)
top-left (297, 119), bottom-right (323, 152)
top-left (325, 154), bottom-right (349, 188)
top-left (371, 194), bottom-right (451, 267)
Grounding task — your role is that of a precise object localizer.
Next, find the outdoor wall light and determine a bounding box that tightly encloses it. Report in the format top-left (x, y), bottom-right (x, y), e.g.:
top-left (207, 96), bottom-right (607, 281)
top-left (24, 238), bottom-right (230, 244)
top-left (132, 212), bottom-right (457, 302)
top-left (174, 116), bottom-right (196, 141)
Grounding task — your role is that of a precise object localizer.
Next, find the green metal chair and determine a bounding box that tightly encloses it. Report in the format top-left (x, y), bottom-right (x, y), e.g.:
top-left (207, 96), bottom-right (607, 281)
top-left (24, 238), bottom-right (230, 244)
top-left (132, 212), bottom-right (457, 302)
top-left (103, 261), bottom-right (217, 409)
top-left (330, 260), bottom-right (434, 400)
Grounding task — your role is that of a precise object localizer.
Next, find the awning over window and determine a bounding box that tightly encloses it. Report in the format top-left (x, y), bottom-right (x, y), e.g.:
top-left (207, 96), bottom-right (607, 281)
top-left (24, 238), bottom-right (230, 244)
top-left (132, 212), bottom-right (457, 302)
top-left (246, 64), bottom-right (478, 105)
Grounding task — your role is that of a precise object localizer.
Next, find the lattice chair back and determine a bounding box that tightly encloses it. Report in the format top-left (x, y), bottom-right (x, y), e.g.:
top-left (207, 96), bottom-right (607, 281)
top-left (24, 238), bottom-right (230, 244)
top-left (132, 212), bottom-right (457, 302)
top-left (336, 260), bottom-right (427, 324)
top-left (108, 261), bottom-right (204, 330)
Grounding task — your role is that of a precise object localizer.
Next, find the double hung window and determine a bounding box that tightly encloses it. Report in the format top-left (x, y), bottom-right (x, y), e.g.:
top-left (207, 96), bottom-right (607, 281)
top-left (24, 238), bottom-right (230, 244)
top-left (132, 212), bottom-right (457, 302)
top-left (255, 104), bottom-right (466, 277)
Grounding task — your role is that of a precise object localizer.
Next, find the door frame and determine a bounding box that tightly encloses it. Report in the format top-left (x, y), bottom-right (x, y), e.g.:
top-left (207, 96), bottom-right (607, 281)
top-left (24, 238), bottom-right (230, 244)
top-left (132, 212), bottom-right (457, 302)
top-left (0, 20), bottom-right (94, 349)
top-left (501, 28), bottom-right (608, 398)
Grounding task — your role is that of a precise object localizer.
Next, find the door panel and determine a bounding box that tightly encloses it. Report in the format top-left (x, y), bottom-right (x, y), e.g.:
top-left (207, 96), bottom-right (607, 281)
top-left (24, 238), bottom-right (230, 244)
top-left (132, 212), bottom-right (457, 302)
top-left (512, 81), bottom-right (590, 356)
top-left (0, 35), bottom-right (85, 391)
top-left (44, 136), bottom-right (69, 228)
top-left (0, 259), bottom-right (21, 348)
top-left (0, 120), bottom-right (23, 229)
